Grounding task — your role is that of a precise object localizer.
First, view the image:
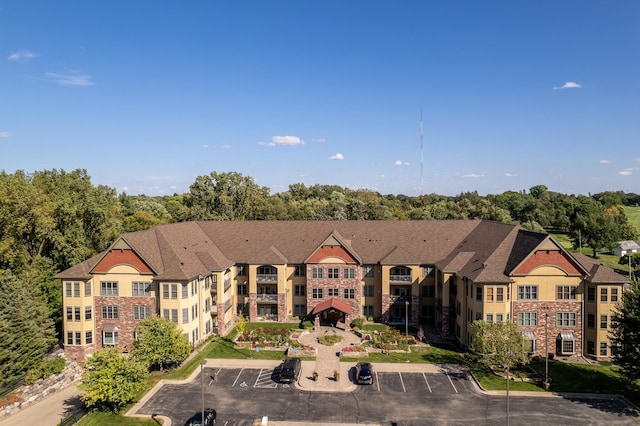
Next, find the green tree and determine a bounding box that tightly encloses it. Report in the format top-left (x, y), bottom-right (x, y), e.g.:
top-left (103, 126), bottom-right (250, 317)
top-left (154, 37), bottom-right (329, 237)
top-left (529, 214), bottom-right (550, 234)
top-left (130, 316), bottom-right (191, 371)
top-left (80, 347), bottom-right (148, 412)
top-left (610, 281), bottom-right (640, 382)
top-left (470, 321), bottom-right (529, 369)
top-left (0, 271), bottom-right (56, 388)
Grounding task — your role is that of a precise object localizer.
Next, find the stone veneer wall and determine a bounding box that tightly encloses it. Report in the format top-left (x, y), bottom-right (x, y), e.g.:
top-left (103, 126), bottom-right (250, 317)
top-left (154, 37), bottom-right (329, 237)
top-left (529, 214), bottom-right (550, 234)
top-left (512, 301), bottom-right (582, 356)
top-left (93, 295), bottom-right (156, 353)
top-left (306, 263), bottom-right (361, 318)
top-left (0, 355), bottom-right (83, 420)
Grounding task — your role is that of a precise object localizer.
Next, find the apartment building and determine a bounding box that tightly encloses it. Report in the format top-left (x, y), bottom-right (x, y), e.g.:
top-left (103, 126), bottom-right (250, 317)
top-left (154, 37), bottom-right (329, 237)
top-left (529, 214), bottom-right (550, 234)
top-left (55, 220), bottom-right (630, 363)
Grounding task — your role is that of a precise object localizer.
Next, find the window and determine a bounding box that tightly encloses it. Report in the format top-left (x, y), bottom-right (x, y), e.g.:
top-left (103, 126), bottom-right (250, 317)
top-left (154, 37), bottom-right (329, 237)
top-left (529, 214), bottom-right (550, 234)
top-left (191, 280), bottom-right (197, 296)
top-left (163, 309), bottom-right (170, 321)
top-left (312, 288), bottom-right (323, 299)
top-left (182, 283), bottom-right (189, 299)
top-left (73, 282), bottom-right (80, 297)
top-left (475, 312), bottom-right (482, 321)
top-left (85, 306), bottom-right (92, 320)
top-left (496, 287), bottom-right (504, 302)
top-left (476, 286), bottom-right (482, 301)
top-left (363, 305), bottom-right (374, 317)
top-left (328, 288), bottom-right (339, 297)
top-left (496, 314), bottom-right (503, 323)
top-left (486, 314), bottom-right (493, 323)
top-left (587, 313), bottom-right (595, 329)
top-left (237, 283), bottom-right (247, 295)
top-left (192, 303), bottom-right (198, 319)
top-left (163, 283), bottom-right (169, 299)
top-left (517, 312), bottom-right (537, 326)
top-left (611, 288), bottom-right (619, 302)
top-left (133, 306), bottom-right (151, 320)
top-left (486, 287), bottom-right (494, 302)
top-left (363, 284), bottom-right (375, 297)
top-left (561, 338), bottom-right (575, 354)
top-left (422, 266), bottom-right (435, 277)
top-left (587, 340), bottom-right (595, 355)
top-left (328, 268), bottom-right (339, 279)
top-left (84, 282), bottom-right (91, 296)
top-left (556, 312), bottom-right (576, 327)
top-left (587, 287), bottom-right (596, 302)
top-left (75, 332), bottom-right (81, 345)
top-left (312, 267), bottom-right (323, 279)
top-left (343, 288), bottom-right (355, 299)
top-left (600, 287), bottom-right (608, 302)
top-left (102, 306), bottom-right (119, 319)
top-left (66, 307), bottom-right (73, 321)
top-left (182, 308), bottom-right (189, 323)
top-left (421, 285), bottom-right (435, 297)
top-left (205, 297), bottom-right (211, 313)
top-left (362, 265), bottom-right (374, 278)
top-left (556, 285), bottom-right (577, 300)
top-left (100, 281), bottom-right (118, 296)
top-left (74, 306), bottom-right (81, 321)
top-left (65, 282), bottom-right (72, 297)
top-left (294, 265), bottom-right (305, 277)
top-left (86, 331), bottom-right (93, 344)
top-left (237, 264), bottom-right (248, 276)
top-left (294, 284), bottom-right (306, 296)
top-left (204, 276), bottom-right (210, 290)
top-left (343, 268), bottom-right (355, 279)
top-left (132, 282), bottom-right (151, 296)
top-left (103, 330), bottom-right (119, 345)
top-left (67, 332), bottom-right (73, 345)
top-left (171, 309), bottom-right (178, 323)
top-left (294, 304), bottom-right (307, 316)
top-left (518, 285), bottom-right (538, 300)
top-left (600, 314), bottom-right (608, 329)
top-left (600, 342), bottom-right (608, 356)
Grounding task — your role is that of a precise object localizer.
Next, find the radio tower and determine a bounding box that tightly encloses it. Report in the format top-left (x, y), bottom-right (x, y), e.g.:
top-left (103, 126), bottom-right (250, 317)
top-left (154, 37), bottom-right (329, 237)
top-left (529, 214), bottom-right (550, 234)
top-left (420, 109), bottom-right (424, 196)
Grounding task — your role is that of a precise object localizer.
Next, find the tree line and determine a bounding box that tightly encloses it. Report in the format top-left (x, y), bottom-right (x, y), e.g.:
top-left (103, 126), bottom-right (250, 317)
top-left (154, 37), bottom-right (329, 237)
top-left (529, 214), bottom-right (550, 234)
top-left (0, 168), bottom-right (639, 389)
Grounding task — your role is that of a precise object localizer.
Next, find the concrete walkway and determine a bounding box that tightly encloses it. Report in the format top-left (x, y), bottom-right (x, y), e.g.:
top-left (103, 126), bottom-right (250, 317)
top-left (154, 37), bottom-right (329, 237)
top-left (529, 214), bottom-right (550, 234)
top-left (0, 382), bottom-right (82, 426)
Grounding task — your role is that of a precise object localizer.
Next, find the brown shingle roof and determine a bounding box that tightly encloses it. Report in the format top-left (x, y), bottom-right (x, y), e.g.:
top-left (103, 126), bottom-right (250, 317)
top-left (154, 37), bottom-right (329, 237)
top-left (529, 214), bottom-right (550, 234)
top-left (572, 252), bottom-right (631, 284)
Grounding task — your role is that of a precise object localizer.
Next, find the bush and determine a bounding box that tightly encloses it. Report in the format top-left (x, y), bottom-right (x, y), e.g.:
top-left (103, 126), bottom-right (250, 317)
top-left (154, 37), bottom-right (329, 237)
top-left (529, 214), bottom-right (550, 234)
top-left (25, 357), bottom-right (66, 384)
top-left (351, 317), bottom-right (364, 329)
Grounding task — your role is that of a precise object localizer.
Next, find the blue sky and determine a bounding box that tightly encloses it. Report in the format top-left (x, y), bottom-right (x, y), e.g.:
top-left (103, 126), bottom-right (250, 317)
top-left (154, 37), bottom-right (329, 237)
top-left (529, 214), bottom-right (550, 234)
top-left (1, 1), bottom-right (639, 197)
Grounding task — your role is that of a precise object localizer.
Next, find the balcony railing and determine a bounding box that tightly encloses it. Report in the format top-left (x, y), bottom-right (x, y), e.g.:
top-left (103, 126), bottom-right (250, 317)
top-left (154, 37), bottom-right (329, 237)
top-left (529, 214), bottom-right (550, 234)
top-left (224, 279), bottom-right (232, 292)
top-left (390, 295), bottom-right (410, 304)
top-left (256, 274), bottom-right (277, 283)
top-left (256, 294), bottom-right (278, 303)
top-left (224, 299), bottom-right (232, 312)
top-left (390, 274), bottom-right (412, 283)
top-left (210, 305), bottom-right (218, 316)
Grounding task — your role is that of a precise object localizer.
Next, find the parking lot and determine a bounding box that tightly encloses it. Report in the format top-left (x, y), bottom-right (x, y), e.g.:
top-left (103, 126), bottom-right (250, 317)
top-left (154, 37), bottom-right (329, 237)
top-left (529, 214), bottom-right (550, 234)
top-left (134, 366), bottom-right (639, 425)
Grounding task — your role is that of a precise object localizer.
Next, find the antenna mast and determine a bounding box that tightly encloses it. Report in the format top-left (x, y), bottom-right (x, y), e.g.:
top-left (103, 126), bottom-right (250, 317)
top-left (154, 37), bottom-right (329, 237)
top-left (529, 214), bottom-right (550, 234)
top-left (420, 109), bottom-right (424, 196)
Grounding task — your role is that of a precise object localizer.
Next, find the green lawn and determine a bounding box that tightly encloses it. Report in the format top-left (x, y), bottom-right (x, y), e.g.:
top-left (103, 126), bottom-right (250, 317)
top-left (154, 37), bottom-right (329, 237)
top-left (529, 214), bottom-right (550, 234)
top-left (76, 412), bottom-right (162, 425)
top-left (625, 206), bottom-right (640, 234)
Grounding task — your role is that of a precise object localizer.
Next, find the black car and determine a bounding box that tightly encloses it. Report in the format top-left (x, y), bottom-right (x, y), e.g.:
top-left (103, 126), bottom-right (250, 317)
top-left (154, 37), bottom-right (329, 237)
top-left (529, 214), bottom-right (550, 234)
top-left (356, 362), bottom-right (374, 385)
top-left (278, 357), bottom-right (302, 383)
top-left (185, 408), bottom-right (216, 426)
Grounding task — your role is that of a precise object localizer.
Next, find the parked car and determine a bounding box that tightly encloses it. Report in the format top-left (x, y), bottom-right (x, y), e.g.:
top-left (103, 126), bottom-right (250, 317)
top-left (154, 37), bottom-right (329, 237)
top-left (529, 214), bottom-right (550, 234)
top-left (278, 357), bottom-right (302, 383)
top-left (185, 408), bottom-right (216, 426)
top-left (355, 362), bottom-right (374, 385)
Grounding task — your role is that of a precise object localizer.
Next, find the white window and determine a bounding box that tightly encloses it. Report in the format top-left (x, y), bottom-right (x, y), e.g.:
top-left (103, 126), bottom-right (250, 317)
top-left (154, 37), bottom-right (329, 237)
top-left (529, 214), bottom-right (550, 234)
top-left (343, 288), bottom-right (356, 299)
top-left (103, 330), bottom-right (119, 345)
top-left (100, 281), bottom-right (118, 296)
top-left (328, 268), bottom-right (339, 279)
top-left (328, 288), bottom-right (339, 297)
top-left (182, 283), bottom-right (189, 299)
top-left (84, 282), bottom-right (92, 296)
top-left (312, 288), bottom-right (323, 299)
top-left (132, 282), bottom-right (151, 296)
top-left (343, 268), bottom-right (355, 279)
top-left (294, 284), bottom-right (306, 296)
top-left (85, 306), bottom-right (92, 320)
top-left (556, 312), bottom-right (576, 327)
top-left (102, 305), bottom-right (119, 319)
top-left (133, 306), bottom-right (151, 320)
top-left (517, 312), bottom-right (537, 326)
top-left (182, 308), bottom-right (189, 323)
top-left (312, 267), bottom-right (323, 279)
top-left (518, 285), bottom-right (538, 300)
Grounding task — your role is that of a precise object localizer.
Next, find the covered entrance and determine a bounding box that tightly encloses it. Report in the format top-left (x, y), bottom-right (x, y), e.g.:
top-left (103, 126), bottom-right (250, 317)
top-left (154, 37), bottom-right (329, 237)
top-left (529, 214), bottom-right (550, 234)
top-left (311, 298), bottom-right (352, 327)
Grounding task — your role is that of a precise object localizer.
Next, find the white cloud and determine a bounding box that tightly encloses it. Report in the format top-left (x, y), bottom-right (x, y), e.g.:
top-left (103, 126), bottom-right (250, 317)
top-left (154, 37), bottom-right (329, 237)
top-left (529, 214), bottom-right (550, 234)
top-left (202, 144), bottom-right (209, 149)
top-left (553, 81), bottom-right (582, 90)
top-left (504, 173), bottom-right (518, 177)
top-left (8, 50), bottom-right (37, 63)
top-left (45, 71), bottom-right (94, 86)
top-left (328, 153), bottom-right (344, 160)
top-left (0, 131), bottom-right (11, 138)
top-left (315, 138), bottom-right (326, 143)
top-left (461, 173), bottom-right (485, 178)
top-left (599, 159), bottom-right (611, 164)
top-left (258, 135), bottom-right (304, 147)
top-left (393, 160), bottom-right (410, 166)
top-left (221, 144), bottom-right (230, 149)
top-left (618, 169), bottom-right (633, 176)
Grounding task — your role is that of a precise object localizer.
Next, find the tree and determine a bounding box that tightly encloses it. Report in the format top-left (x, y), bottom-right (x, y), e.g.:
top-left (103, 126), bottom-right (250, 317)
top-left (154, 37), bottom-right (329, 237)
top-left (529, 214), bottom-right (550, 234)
top-left (610, 281), bottom-right (640, 382)
top-left (80, 347), bottom-right (148, 412)
top-left (130, 316), bottom-right (191, 371)
top-left (470, 321), bottom-right (529, 369)
top-left (0, 271), bottom-right (56, 388)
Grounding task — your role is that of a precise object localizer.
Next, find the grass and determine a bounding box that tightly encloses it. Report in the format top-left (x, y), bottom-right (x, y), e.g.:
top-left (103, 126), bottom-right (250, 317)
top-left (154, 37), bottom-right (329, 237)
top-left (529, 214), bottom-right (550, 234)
top-left (76, 412), bottom-right (162, 425)
top-left (342, 343), bottom-right (463, 364)
top-left (318, 335), bottom-right (343, 345)
top-left (625, 206), bottom-right (640, 234)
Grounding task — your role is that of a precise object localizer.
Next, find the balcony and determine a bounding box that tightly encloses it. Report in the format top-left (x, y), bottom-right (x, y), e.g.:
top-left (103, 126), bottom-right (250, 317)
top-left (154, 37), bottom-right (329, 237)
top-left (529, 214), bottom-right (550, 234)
top-left (390, 295), bottom-right (410, 304)
top-left (210, 305), bottom-right (218, 316)
top-left (256, 274), bottom-right (277, 283)
top-left (224, 279), bottom-right (232, 292)
top-left (224, 299), bottom-right (232, 312)
top-left (256, 294), bottom-right (278, 303)
top-left (390, 274), bottom-right (412, 283)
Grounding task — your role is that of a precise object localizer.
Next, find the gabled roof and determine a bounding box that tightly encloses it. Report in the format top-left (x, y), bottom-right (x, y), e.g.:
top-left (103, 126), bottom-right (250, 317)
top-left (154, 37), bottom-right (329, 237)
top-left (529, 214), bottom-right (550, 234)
top-left (617, 240), bottom-right (640, 250)
top-left (311, 298), bottom-right (352, 315)
top-left (304, 230), bottom-right (362, 264)
top-left (572, 253), bottom-right (631, 284)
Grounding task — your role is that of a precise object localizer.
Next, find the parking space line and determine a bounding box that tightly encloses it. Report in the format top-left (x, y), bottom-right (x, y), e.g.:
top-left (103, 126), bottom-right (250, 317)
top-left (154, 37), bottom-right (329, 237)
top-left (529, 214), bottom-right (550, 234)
top-left (422, 372), bottom-right (432, 393)
top-left (254, 368), bottom-right (263, 387)
top-left (375, 372), bottom-right (380, 392)
top-left (232, 368), bottom-right (244, 387)
top-left (399, 372), bottom-right (407, 393)
top-left (446, 373), bottom-right (458, 394)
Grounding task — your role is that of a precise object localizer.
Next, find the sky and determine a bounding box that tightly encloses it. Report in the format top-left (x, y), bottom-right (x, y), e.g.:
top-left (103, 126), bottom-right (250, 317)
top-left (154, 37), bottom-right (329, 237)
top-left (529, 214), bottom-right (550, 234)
top-left (1, 1), bottom-right (639, 197)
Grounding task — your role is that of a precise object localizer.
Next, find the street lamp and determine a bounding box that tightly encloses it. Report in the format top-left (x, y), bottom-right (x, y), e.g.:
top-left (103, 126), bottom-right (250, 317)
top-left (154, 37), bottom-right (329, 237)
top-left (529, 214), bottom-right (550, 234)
top-left (200, 360), bottom-right (206, 424)
top-left (246, 295), bottom-right (252, 359)
top-left (544, 312), bottom-right (550, 389)
top-left (405, 300), bottom-right (410, 353)
top-left (503, 363), bottom-right (510, 426)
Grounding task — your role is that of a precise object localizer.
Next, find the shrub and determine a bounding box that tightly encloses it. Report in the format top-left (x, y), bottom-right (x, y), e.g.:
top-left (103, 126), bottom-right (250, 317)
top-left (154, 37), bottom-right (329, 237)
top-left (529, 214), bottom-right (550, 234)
top-left (351, 317), bottom-right (364, 329)
top-left (25, 357), bottom-right (66, 384)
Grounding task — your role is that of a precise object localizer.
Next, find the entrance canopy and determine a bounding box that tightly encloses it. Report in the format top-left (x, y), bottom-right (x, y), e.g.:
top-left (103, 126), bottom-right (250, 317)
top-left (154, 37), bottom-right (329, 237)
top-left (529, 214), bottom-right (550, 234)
top-left (311, 298), bottom-right (352, 315)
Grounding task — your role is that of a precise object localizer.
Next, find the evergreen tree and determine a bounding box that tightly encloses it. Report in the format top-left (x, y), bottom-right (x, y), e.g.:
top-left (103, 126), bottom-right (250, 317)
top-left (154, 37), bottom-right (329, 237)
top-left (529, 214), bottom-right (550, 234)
top-left (610, 281), bottom-right (640, 382)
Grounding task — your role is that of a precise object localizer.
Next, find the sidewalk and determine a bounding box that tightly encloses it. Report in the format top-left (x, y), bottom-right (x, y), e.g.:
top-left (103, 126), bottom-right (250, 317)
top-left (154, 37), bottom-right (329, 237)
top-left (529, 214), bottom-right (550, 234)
top-left (0, 382), bottom-right (82, 426)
